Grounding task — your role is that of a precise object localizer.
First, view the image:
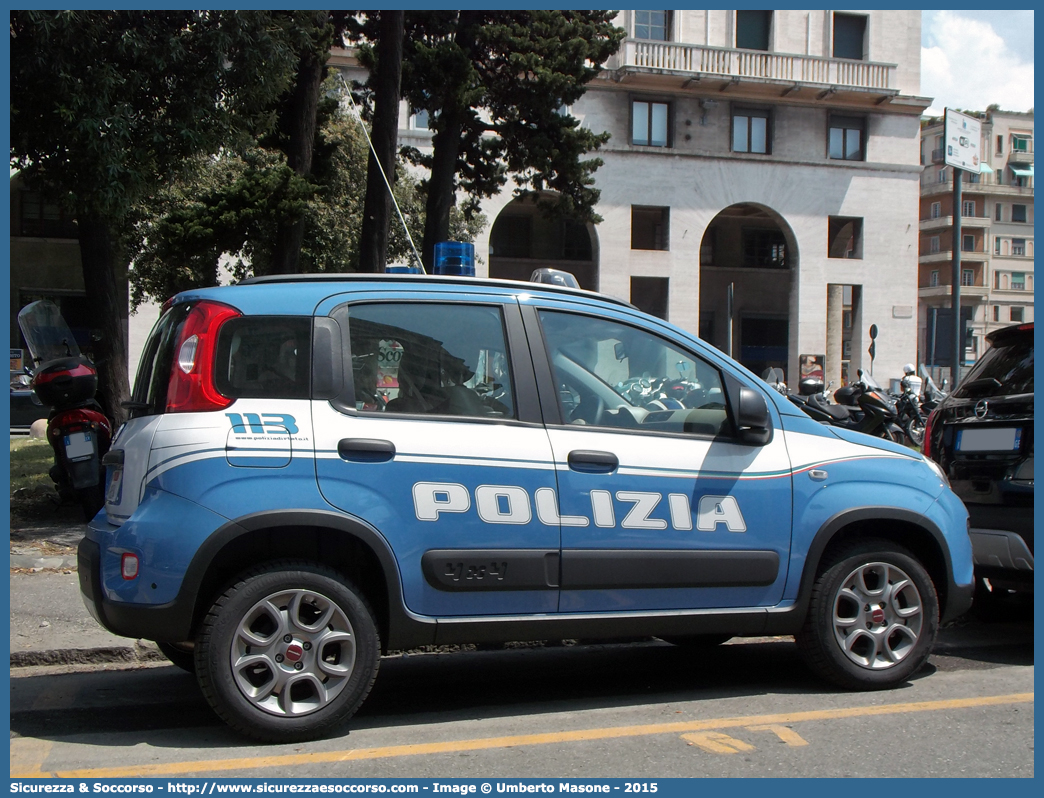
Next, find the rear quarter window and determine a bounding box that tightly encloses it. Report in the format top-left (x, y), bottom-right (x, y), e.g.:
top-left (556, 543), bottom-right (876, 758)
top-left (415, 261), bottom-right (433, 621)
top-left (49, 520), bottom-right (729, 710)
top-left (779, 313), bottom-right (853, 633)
top-left (215, 317), bottom-right (312, 399)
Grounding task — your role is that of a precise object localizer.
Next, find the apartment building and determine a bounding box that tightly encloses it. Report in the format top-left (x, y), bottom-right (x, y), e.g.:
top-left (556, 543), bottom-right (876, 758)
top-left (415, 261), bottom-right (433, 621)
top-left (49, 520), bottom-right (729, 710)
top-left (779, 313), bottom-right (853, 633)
top-left (468, 10), bottom-right (928, 385)
top-left (918, 110), bottom-right (1034, 371)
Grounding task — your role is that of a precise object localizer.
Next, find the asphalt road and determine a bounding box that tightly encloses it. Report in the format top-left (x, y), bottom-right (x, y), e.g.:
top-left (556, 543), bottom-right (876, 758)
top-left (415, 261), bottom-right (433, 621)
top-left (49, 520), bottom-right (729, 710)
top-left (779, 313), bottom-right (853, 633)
top-left (10, 616), bottom-right (1034, 779)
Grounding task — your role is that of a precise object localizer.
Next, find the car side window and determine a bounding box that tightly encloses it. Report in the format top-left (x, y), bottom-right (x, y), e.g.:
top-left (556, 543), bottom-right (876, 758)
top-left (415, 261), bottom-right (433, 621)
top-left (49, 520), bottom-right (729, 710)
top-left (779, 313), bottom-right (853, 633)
top-left (345, 303), bottom-right (515, 420)
top-left (538, 309), bottom-right (731, 436)
top-left (215, 317), bottom-right (312, 399)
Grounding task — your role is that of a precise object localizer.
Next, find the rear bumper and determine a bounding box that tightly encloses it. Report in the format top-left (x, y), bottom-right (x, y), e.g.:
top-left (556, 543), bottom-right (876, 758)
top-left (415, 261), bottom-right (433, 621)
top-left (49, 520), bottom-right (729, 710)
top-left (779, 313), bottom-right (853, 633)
top-left (77, 535), bottom-right (194, 642)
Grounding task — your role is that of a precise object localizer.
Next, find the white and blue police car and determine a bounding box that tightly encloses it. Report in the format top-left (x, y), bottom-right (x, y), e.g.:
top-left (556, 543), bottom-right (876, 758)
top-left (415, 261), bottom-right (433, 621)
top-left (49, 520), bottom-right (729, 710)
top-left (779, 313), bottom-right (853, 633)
top-left (80, 273), bottom-right (973, 742)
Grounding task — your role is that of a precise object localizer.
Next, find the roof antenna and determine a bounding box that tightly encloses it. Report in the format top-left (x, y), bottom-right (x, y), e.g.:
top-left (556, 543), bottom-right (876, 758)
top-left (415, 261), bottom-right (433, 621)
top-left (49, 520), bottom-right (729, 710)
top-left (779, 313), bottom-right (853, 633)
top-left (339, 74), bottom-right (426, 273)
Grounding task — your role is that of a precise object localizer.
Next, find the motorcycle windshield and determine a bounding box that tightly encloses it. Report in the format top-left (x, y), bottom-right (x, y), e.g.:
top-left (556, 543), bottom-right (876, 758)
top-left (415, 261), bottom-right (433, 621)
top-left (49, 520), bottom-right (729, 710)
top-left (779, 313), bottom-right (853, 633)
top-left (17, 300), bottom-right (81, 364)
top-left (861, 371), bottom-right (883, 391)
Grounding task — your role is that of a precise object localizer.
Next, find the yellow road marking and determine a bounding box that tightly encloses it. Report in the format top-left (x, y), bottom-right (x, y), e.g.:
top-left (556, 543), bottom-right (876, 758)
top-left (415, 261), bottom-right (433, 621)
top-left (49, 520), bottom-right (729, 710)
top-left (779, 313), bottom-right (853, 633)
top-left (12, 692), bottom-right (1031, 779)
top-left (746, 724), bottom-right (809, 747)
top-left (682, 731), bottom-right (755, 754)
top-left (10, 739), bottom-right (53, 778)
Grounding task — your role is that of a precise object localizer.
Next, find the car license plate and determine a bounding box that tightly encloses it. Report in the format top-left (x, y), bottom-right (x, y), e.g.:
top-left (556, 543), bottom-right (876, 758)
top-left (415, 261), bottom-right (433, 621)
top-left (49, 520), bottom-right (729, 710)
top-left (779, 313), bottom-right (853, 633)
top-left (64, 431), bottom-right (95, 462)
top-left (956, 427), bottom-right (1022, 452)
top-left (106, 466), bottom-right (124, 505)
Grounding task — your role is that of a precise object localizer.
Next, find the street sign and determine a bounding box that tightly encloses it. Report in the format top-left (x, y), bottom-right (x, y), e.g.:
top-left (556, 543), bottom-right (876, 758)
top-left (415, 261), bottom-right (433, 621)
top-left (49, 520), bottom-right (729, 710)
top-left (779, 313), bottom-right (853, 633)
top-left (943, 109), bottom-right (982, 173)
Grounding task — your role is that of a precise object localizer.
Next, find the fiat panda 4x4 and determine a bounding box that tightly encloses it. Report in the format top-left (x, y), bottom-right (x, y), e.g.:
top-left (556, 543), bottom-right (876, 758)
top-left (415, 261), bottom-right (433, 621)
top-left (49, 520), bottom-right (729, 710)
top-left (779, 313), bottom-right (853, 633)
top-left (80, 274), bottom-right (973, 742)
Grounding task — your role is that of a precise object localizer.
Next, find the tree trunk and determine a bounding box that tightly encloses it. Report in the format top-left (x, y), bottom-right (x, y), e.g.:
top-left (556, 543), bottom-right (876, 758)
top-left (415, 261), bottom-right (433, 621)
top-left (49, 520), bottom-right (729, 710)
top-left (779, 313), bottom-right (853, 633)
top-left (358, 11), bottom-right (404, 274)
top-left (268, 12), bottom-right (330, 275)
top-left (422, 105), bottom-right (464, 271)
top-left (77, 213), bottom-right (130, 426)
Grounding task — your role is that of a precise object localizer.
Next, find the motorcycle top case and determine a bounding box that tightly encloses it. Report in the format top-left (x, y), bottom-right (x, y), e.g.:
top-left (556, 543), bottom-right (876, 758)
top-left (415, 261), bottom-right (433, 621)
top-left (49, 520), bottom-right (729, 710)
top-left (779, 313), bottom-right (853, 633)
top-left (31, 356), bottom-right (98, 407)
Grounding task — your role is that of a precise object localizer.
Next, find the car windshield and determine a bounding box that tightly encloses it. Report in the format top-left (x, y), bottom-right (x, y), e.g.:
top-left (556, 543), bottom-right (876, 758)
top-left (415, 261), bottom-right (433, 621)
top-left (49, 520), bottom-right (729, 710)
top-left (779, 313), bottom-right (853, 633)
top-left (954, 337), bottom-right (1033, 398)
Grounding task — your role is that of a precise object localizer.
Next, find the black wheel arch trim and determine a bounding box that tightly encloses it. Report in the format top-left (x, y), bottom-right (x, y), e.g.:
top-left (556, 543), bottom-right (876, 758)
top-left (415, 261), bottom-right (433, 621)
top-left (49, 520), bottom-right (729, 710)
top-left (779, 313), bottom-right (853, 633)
top-left (788, 506), bottom-right (972, 627)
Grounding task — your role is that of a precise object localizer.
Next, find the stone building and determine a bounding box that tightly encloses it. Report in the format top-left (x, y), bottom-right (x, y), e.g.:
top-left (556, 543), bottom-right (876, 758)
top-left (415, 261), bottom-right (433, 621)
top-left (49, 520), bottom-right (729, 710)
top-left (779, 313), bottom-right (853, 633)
top-left (918, 110), bottom-right (1034, 376)
top-left (471, 9), bottom-right (930, 386)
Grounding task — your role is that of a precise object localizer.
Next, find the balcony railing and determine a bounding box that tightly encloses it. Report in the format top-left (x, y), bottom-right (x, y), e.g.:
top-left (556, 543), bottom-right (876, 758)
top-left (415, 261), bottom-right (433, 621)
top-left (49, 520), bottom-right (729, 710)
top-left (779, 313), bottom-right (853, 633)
top-left (611, 40), bottom-right (897, 91)
top-left (1009, 150), bottom-right (1034, 164)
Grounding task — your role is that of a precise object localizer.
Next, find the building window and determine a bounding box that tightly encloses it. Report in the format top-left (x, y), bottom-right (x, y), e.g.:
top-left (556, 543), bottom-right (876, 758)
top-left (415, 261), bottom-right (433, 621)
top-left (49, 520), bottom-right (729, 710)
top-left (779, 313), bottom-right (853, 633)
top-left (1011, 135), bottom-right (1031, 152)
top-left (631, 206), bottom-right (670, 251)
top-left (967, 172), bottom-right (981, 184)
top-left (632, 100), bottom-right (670, 147)
top-left (962, 269), bottom-right (975, 287)
top-left (410, 109), bottom-right (431, 130)
top-left (630, 277), bottom-right (670, 320)
top-left (828, 217), bottom-right (863, 259)
top-left (962, 234), bottom-right (976, 252)
top-left (1010, 306), bottom-right (1025, 323)
top-left (1011, 272), bottom-right (1026, 290)
top-left (1012, 204), bottom-right (1027, 223)
top-left (736, 10), bottom-right (771, 51)
top-left (930, 202), bottom-right (941, 219)
top-left (995, 237), bottom-right (1002, 255)
top-left (930, 271), bottom-right (939, 287)
top-left (1011, 238), bottom-right (1026, 256)
top-left (929, 236), bottom-right (940, 254)
top-left (833, 13), bottom-right (867, 60)
top-left (732, 108), bottom-right (770, 154)
top-left (828, 115), bottom-right (864, 161)
top-left (962, 200), bottom-right (976, 217)
top-left (996, 135), bottom-right (1004, 155)
top-left (938, 167), bottom-right (947, 183)
top-left (489, 215), bottom-right (532, 258)
top-left (742, 228), bottom-right (787, 269)
top-left (842, 340), bottom-right (852, 359)
top-left (993, 305), bottom-right (1000, 322)
top-left (842, 310), bottom-right (852, 330)
top-left (996, 203), bottom-right (1003, 221)
top-left (634, 10), bottom-right (670, 41)
top-left (18, 191), bottom-right (78, 238)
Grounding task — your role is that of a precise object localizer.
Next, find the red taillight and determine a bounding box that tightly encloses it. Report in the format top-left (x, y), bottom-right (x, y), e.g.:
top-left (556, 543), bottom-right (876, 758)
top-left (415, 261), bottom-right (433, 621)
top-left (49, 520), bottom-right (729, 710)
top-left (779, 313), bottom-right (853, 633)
top-left (922, 408), bottom-right (939, 458)
top-left (165, 300), bottom-right (241, 413)
top-left (121, 553), bottom-right (139, 580)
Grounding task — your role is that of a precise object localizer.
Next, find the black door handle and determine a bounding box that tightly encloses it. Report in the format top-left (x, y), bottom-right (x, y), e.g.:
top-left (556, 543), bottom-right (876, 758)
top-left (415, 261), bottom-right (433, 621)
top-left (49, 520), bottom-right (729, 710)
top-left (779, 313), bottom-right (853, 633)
top-left (338, 438), bottom-right (396, 462)
top-left (567, 450), bottom-right (618, 473)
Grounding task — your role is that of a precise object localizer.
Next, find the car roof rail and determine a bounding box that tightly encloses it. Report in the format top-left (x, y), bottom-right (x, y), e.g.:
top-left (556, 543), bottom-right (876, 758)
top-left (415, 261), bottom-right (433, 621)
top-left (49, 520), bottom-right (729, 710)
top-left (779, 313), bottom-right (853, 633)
top-left (235, 273), bottom-right (636, 309)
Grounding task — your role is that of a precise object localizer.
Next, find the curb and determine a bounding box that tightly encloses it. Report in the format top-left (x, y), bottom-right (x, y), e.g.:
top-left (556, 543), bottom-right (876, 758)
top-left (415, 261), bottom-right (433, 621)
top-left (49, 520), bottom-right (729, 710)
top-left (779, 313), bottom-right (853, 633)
top-left (11, 642), bottom-right (164, 669)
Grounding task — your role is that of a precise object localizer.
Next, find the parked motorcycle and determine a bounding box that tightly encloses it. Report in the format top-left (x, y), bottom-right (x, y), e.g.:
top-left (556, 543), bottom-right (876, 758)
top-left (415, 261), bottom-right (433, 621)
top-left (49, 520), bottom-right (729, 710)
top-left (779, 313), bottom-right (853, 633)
top-left (768, 367), bottom-right (906, 443)
top-left (17, 300), bottom-right (112, 519)
top-left (893, 372), bottom-right (926, 447)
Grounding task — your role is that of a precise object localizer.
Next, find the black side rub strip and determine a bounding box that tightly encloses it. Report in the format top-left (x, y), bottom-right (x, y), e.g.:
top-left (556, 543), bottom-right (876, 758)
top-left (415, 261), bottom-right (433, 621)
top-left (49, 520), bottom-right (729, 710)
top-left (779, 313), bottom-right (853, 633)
top-left (422, 549), bottom-right (779, 591)
top-left (422, 549), bottom-right (560, 591)
top-left (561, 549), bottom-right (779, 589)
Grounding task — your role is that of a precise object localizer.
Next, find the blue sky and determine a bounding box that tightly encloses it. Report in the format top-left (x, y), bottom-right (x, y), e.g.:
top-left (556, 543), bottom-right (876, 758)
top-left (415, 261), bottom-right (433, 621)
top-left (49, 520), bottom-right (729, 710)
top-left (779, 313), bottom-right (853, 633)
top-left (921, 10), bottom-right (1034, 115)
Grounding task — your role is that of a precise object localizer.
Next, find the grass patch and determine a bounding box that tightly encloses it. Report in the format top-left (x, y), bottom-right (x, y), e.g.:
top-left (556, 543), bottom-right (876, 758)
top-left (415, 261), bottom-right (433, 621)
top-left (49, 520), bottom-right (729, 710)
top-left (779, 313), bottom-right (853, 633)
top-left (10, 437), bottom-right (54, 494)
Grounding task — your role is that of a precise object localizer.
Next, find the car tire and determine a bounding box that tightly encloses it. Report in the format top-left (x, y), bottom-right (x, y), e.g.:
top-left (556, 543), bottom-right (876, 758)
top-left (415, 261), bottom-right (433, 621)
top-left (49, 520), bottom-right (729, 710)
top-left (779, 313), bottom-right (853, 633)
top-left (195, 561), bottom-right (380, 743)
top-left (156, 641), bottom-right (196, 673)
top-left (796, 539), bottom-right (938, 690)
top-left (659, 634), bottom-right (732, 649)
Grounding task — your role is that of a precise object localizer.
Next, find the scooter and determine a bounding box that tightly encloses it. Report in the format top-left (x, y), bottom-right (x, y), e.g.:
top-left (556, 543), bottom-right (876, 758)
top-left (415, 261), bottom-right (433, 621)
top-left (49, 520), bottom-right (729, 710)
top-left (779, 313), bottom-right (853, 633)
top-left (17, 300), bottom-right (112, 520)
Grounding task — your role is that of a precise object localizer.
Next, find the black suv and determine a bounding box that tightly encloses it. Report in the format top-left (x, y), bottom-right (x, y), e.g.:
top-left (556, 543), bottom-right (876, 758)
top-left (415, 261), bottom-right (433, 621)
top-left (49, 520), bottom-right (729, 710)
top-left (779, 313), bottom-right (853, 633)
top-left (924, 323), bottom-right (1033, 596)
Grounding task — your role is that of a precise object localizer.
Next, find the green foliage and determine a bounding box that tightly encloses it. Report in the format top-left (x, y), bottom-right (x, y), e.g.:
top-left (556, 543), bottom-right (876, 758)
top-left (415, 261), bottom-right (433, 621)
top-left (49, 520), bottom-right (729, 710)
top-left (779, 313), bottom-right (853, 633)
top-left (10, 11), bottom-right (298, 220)
top-left (400, 10), bottom-right (625, 224)
top-left (129, 102), bottom-right (485, 307)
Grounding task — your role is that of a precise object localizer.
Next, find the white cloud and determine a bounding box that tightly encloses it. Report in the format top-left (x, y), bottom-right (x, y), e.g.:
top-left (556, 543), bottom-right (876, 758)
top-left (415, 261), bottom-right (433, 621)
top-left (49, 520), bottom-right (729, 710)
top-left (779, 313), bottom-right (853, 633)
top-left (921, 11), bottom-right (1034, 116)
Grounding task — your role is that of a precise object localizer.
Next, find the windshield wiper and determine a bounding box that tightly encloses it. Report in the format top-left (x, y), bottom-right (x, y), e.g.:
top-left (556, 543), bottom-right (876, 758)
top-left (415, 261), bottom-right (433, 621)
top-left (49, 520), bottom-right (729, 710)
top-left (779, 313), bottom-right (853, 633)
top-left (960, 377), bottom-right (1003, 395)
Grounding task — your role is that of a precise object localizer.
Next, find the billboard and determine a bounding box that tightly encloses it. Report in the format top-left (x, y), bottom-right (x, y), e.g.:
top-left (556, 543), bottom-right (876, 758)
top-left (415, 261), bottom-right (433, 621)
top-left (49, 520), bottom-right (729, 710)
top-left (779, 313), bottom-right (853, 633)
top-left (943, 108), bottom-right (981, 172)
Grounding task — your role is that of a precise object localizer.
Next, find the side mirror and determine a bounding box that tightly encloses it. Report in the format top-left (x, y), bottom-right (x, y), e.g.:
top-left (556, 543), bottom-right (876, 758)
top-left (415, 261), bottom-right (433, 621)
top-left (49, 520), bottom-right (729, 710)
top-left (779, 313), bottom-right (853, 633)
top-left (736, 386), bottom-right (771, 446)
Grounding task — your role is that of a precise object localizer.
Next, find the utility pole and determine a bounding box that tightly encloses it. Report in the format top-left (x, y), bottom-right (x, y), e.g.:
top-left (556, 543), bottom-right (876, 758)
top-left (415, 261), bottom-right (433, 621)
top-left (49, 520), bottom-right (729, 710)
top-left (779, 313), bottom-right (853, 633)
top-left (951, 166), bottom-right (962, 390)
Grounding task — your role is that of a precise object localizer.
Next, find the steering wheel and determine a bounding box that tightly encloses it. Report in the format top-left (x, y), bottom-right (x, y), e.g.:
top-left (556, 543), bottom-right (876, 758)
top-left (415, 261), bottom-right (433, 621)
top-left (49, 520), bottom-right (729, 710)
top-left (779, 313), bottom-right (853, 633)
top-left (571, 394), bottom-right (606, 426)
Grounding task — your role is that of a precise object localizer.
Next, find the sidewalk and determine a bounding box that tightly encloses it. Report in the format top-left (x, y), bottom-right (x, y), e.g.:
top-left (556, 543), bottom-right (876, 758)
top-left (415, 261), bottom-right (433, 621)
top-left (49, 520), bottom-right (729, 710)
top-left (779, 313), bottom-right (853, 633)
top-left (9, 513), bottom-right (162, 667)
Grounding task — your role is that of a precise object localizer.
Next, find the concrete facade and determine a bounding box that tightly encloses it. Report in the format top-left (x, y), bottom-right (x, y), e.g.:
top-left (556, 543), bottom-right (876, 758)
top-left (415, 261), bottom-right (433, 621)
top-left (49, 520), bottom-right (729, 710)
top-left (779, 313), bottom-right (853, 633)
top-left (917, 110), bottom-right (1034, 373)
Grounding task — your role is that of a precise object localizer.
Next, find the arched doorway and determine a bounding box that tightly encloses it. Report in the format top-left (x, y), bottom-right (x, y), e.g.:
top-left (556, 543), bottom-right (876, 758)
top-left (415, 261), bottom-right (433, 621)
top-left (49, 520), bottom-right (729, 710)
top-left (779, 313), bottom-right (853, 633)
top-left (698, 203), bottom-right (798, 381)
top-left (487, 195), bottom-right (599, 291)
